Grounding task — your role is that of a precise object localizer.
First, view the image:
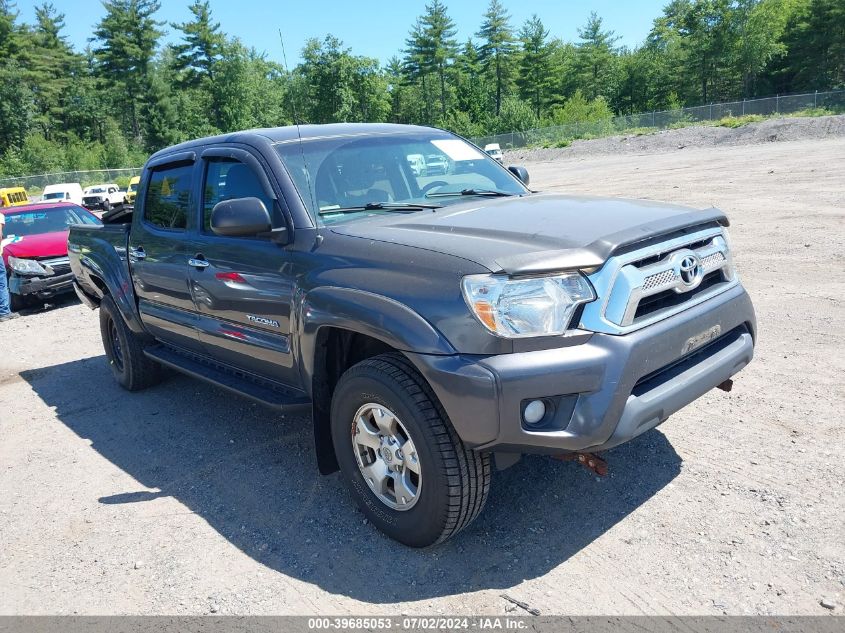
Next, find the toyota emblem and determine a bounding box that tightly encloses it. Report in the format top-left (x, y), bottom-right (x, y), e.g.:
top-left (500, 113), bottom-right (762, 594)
top-left (671, 250), bottom-right (703, 291)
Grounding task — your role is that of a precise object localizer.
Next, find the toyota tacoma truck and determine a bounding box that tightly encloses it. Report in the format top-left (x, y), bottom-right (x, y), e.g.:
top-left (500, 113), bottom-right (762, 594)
top-left (68, 123), bottom-right (756, 547)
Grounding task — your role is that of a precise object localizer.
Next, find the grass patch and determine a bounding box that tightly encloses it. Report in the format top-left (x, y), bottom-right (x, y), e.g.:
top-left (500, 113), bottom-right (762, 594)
top-left (716, 114), bottom-right (765, 128)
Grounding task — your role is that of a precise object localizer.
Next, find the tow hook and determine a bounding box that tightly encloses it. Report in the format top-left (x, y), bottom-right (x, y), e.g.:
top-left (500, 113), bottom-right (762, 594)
top-left (553, 452), bottom-right (608, 476)
top-left (717, 379), bottom-right (734, 392)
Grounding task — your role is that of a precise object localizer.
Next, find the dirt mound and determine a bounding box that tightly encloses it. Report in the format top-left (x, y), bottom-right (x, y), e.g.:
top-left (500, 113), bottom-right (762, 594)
top-left (507, 114), bottom-right (845, 163)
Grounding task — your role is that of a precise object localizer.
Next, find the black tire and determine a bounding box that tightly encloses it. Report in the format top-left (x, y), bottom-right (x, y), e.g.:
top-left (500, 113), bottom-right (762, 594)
top-left (331, 352), bottom-right (491, 547)
top-left (99, 295), bottom-right (161, 391)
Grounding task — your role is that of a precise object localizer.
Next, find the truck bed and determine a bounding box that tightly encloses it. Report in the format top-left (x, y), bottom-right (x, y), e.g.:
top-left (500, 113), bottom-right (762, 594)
top-left (68, 221), bottom-right (132, 306)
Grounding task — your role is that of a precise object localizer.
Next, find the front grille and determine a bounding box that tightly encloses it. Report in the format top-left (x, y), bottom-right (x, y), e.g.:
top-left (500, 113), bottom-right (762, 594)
top-left (634, 270), bottom-right (724, 322)
top-left (37, 256), bottom-right (71, 276)
top-left (578, 226), bottom-right (739, 335)
top-left (83, 197), bottom-right (101, 206)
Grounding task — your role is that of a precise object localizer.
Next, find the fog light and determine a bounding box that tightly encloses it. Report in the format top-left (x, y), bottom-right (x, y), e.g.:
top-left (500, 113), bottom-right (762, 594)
top-left (523, 400), bottom-right (546, 425)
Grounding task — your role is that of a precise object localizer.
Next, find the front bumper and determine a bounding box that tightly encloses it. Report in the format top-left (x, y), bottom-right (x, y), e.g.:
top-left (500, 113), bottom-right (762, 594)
top-left (83, 199), bottom-right (107, 210)
top-left (10, 272), bottom-right (76, 298)
top-left (408, 283), bottom-right (756, 454)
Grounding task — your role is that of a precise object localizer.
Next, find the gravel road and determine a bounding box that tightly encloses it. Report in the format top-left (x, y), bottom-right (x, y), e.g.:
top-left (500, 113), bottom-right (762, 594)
top-left (1, 118), bottom-right (843, 616)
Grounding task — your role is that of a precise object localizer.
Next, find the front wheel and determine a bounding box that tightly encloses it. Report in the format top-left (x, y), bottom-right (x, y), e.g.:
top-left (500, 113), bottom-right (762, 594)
top-left (331, 353), bottom-right (491, 547)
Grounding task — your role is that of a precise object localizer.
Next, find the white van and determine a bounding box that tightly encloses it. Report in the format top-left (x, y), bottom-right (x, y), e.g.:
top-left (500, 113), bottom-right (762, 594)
top-left (38, 182), bottom-right (83, 205)
top-left (484, 143), bottom-right (503, 163)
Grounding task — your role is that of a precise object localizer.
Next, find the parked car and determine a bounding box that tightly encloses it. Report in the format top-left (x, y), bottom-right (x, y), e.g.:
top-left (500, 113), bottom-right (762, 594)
top-left (3, 202), bottom-right (101, 310)
top-left (425, 153), bottom-right (449, 175)
top-left (0, 186), bottom-right (29, 208)
top-left (124, 176), bottom-right (141, 205)
top-left (405, 153), bottom-right (426, 176)
top-left (69, 123), bottom-right (756, 547)
top-left (83, 183), bottom-right (125, 213)
top-left (38, 182), bottom-right (83, 206)
top-left (484, 143), bottom-right (503, 163)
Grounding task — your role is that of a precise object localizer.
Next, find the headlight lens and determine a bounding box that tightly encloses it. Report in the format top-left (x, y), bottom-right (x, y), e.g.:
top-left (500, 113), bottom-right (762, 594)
top-left (7, 256), bottom-right (50, 276)
top-left (462, 272), bottom-right (595, 338)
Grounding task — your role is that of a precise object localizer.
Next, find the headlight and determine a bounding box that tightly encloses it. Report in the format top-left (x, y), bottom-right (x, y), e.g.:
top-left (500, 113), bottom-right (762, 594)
top-left (7, 256), bottom-right (50, 276)
top-left (462, 272), bottom-right (595, 338)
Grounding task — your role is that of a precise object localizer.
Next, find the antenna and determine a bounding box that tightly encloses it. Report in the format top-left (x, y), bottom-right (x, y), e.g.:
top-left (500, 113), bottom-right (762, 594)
top-left (278, 30), bottom-right (318, 219)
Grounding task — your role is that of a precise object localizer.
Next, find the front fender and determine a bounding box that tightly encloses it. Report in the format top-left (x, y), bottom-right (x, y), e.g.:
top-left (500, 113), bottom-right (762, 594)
top-left (294, 286), bottom-right (456, 393)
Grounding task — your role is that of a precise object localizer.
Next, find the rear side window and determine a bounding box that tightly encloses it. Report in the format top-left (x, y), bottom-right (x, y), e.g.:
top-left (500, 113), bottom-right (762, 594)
top-left (144, 164), bottom-right (193, 230)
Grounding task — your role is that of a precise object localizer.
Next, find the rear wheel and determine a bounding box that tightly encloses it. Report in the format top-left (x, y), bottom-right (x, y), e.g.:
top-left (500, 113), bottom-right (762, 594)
top-left (331, 353), bottom-right (491, 547)
top-left (99, 295), bottom-right (161, 391)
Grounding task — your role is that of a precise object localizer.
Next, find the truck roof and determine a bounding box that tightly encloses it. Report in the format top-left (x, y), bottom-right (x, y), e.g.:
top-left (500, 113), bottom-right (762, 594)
top-left (148, 123), bottom-right (443, 163)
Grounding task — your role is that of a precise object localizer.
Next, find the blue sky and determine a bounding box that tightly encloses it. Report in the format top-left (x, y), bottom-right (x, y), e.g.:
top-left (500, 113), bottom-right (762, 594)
top-left (14, 0), bottom-right (667, 65)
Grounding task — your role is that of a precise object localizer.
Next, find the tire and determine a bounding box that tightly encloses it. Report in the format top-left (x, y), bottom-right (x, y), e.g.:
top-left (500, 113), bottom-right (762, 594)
top-left (331, 352), bottom-right (491, 547)
top-left (102, 200), bottom-right (111, 212)
top-left (99, 295), bottom-right (161, 391)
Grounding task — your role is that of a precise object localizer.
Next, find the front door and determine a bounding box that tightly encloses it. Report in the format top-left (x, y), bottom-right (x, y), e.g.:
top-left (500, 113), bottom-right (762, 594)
top-left (187, 155), bottom-right (299, 387)
top-left (129, 159), bottom-right (204, 353)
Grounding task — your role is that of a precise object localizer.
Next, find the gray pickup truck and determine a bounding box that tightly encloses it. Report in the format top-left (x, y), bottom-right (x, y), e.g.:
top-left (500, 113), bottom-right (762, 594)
top-left (68, 123), bottom-right (756, 547)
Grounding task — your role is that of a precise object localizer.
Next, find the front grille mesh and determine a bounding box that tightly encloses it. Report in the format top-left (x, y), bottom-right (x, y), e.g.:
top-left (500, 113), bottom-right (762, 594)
top-left (642, 269), bottom-right (677, 291)
top-left (700, 251), bottom-right (725, 269)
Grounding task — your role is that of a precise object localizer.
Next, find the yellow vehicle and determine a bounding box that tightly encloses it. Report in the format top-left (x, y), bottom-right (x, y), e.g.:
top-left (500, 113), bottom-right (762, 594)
top-left (125, 176), bottom-right (140, 205)
top-left (0, 186), bottom-right (29, 208)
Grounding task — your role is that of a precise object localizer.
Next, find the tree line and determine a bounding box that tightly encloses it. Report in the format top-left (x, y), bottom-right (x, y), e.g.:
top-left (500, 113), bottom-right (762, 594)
top-left (0, 0), bottom-right (842, 179)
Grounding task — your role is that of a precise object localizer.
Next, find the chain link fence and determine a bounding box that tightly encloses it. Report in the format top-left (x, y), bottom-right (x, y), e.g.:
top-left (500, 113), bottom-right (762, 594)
top-left (472, 89), bottom-right (845, 151)
top-left (0, 167), bottom-right (142, 192)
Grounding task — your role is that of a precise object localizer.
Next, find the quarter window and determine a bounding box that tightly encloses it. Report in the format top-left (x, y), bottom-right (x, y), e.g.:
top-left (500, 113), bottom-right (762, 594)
top-left (144, 164), bottom-right (193, 230)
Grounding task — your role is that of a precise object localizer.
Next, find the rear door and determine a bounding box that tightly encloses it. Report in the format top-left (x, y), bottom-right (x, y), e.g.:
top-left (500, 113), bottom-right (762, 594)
top-left (129, 154), bottom-right (205, 353)
top-left (187, 147), bottom-right (299, 387)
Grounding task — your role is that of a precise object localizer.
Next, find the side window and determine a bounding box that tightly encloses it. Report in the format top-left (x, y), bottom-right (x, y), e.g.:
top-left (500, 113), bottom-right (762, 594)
top-left (144, 163), bottom-right (193, 230)
top-left (202, 158), bottom-right (278, 233)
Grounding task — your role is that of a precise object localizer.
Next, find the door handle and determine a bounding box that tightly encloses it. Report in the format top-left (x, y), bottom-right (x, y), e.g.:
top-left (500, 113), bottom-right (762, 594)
top-left (189, 256), bottom-right (210, 269)
top-left (128, 246), bottom-right (146, 260)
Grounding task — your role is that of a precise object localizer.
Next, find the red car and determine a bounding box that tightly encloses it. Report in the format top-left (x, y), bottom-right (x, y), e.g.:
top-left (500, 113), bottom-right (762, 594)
top-left (2, 202), bottom-right (101, 310)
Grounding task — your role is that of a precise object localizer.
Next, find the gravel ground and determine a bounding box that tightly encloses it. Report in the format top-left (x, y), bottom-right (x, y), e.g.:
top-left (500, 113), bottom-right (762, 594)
top-left (1, 119), bottom-right (843, 616)
top-left (507, 114), bottom-right (845, 162)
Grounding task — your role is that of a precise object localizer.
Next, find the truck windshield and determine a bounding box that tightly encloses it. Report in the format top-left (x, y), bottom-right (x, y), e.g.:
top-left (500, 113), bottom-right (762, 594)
top-left (3, 206), bottom-right (100, 236)
top-left (274, 132), bottom-right (527, 224)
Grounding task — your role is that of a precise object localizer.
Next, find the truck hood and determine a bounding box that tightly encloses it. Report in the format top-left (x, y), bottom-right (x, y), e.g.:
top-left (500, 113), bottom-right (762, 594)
top-left (2, 230), bottom-right (68, 264)
top-left (328, 193), bottom-right (728, 274)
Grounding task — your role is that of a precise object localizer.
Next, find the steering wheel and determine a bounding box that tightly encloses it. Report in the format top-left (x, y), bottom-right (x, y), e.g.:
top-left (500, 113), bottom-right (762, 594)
top-left (420, 180), bottom-right (448, 195)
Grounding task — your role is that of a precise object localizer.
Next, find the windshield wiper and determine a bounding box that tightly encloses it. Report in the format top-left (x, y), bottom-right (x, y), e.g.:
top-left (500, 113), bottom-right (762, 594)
top-left (319, 201), bottom-right (441, 215)
top-left (425, 188), bottom-right (515, 198)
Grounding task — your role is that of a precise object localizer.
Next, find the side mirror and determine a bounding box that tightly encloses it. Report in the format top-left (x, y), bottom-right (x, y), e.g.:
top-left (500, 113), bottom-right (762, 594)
top-left (211, 197), bottom-right (272, 237)
top-left (507, 165), bottom-right (530, 186)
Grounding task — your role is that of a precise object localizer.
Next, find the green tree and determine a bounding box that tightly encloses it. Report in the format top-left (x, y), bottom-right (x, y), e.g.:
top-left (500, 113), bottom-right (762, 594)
top-left (517, 15), bottom-right (553, 118)
top-left (493, 95), bottom-right (537, 134)
top-left (18, 3), bottom-right (82, 139)
top-left (477, 0), bottom-right (517, 116)
top-left (769, 0), bottom-right (845, 91)
top-left (0, 61), bottom-right (34, 148)
top-left (92, 0), bottom-right (164, 140)
top-left (575, 12), bottom-right (620, 100)
top-left (0, 0), bottom-right (24, 59)
top-left (405, 0), bottom-right (458, 119)
top-left (171, 0), bottom-right (224, 87)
